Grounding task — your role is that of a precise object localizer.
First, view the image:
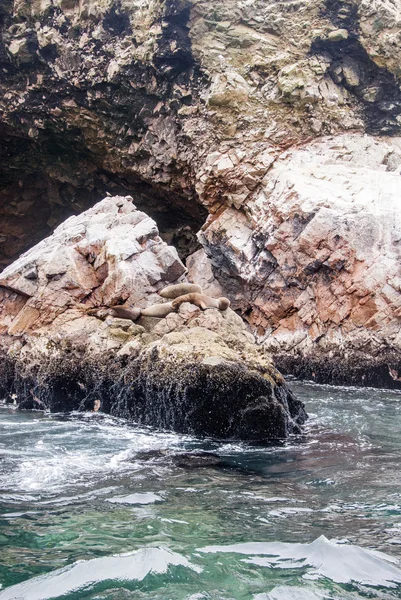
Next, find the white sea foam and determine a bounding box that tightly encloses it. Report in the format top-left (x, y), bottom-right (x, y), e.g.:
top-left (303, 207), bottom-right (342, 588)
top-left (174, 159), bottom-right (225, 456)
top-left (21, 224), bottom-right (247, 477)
top-left (198, 535), bottom-right (401, 588)
top-left (0, 416), bottom-right (188, 496)
top-left (106, 492), bottom-right (164, 505)
top-left (0, 547), bottom-right (202, 600)
top-left (160, 518), bottom-right (189, 524)
top-left (254, 588), bottom-right (328, 600)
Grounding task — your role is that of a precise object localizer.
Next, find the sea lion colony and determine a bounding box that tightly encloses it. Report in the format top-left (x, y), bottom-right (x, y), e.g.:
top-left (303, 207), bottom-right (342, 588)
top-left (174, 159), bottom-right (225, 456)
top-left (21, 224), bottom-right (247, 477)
top-left (85, 283), bottom-right (231, 321)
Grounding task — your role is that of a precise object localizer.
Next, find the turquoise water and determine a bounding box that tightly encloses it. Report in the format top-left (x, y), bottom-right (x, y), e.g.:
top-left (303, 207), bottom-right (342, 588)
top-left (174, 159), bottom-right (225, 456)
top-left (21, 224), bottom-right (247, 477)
top-left (1, 381), bottom-right (401, 599)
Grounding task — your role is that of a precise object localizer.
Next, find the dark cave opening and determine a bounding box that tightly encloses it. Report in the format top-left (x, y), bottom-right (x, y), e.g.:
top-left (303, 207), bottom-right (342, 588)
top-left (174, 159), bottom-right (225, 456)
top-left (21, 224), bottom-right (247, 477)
top-left (0, 0), bottom-right (208, 271)
top-left (0, 130), bottom-right (208, 270)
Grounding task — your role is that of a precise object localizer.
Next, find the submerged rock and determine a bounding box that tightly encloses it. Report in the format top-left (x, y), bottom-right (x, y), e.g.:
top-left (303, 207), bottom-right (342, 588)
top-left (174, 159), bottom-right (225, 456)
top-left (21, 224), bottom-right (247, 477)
top-left (171, 452), bottom-right (222, 469)
top-left (133, 450), bottom-right (224, 468)
top-left (0, 195), bottom-right (306, 441)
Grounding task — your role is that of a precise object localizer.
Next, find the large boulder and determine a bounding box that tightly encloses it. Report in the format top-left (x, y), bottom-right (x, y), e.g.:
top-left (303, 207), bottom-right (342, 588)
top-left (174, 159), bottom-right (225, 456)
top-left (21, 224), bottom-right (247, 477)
top-left (0, 195), bottom-right (306, 441)
top-left (194, 134), bottom-right (401, 388)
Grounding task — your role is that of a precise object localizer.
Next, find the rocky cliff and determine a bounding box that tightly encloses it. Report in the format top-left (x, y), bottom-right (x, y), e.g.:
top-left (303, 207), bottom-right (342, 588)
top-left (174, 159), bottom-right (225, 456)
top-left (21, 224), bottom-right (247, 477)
top-left (1, 0), bottom-right (401, 385)
top-left (0, 195), bottom-right (306, 440)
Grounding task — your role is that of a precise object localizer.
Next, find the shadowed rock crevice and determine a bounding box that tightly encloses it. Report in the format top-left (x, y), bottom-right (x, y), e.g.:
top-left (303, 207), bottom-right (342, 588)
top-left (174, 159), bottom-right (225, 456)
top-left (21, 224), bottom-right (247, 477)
top-left (154, 0), bottom-right (195, 79)
top-left (322, 0), bottom-right (359, 30)
top-left (0, 0), bottom-right (208, 268)
top-left (103, 2), bottom-right (132, 36)
top-left (311, 37), bottom-right (401, 134)
top-left (315, 0), bottom-right (401, 134)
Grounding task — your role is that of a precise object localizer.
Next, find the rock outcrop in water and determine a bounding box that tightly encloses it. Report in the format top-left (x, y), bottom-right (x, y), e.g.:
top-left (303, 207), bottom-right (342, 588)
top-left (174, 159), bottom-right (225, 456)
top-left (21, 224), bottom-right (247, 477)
top-left (1, 0), bottom-right (401, 386)
top-left (0, 195), bottom-right (306, 440)
top-left (194, 134), bottom-right (401, 388)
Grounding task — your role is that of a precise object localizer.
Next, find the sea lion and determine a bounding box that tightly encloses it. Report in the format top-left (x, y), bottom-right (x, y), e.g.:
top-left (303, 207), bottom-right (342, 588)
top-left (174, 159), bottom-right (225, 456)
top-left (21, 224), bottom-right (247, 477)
top-left (108, 306), bottom-right (141, 321)
top-left (141, 302), bottom-right (176, 318)
top-left (172, 293), bottom-right (230, 311)
top-left (159, 283), bottom-right (202, 299)
top-left (85, 305), bottom-right (141, 321)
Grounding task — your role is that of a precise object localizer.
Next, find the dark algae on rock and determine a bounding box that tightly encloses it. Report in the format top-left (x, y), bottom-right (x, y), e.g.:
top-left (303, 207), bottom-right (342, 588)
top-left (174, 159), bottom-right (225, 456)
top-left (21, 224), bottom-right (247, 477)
top-left (0, 196), bottom-right (306, 441)
top-left (1, 347), bottom-right (306, 442)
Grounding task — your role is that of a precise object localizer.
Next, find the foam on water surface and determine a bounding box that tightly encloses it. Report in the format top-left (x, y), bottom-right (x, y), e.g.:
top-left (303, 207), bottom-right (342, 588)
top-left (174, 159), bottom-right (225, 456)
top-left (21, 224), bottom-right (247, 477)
top-left (254, 588), bottom-right (328, 600)
top-left (106, 492), bottom-right (164, 505)
top-left (199, 535), bottom-right (401, 588)
top-left (0, 547), bottom-right (202, 600)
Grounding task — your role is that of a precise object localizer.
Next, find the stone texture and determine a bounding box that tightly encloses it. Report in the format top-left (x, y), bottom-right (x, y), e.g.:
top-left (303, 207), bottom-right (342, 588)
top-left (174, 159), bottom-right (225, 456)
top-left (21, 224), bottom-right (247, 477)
top-left (0, 195), bottom-right (185, 332)
top-left (2, 0), bottom-right (401, 385)
top-left (2, 0), bottom-right (401, 266)
top-left (0, 195), bottom-right (306, 440)
top-left (198, 134), bottom-right (401, 387)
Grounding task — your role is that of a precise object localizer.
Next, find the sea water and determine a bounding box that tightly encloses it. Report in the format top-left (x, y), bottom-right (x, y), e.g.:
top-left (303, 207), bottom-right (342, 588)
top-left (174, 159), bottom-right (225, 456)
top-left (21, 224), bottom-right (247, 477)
top-left (1, 381), bottom-right (401, 599)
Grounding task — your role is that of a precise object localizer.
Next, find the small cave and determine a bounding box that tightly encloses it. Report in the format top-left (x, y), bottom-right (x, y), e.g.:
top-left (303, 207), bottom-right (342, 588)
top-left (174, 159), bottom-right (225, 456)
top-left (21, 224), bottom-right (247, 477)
top-left (0, 127), bottom-right (208, 270)
top-left (0, 169), bottom-right (207, 270)
top-left (311, 36), bottom-right (401, 134)
top-left (0, 0), bottom-right (208, 271)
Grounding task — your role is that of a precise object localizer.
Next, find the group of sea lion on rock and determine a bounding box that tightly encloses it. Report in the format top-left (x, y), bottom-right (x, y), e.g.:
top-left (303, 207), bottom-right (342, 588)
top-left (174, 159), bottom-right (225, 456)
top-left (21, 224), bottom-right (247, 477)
top-left (87, 283), bottom-right (231, 322)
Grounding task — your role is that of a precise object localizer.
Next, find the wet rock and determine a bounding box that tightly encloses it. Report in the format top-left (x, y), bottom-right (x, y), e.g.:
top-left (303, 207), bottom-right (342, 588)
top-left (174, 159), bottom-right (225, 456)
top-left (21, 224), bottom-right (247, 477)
top-left (0, 195), bottom-right (306, 441)
top-left (132, 449), bottom-right (224, 469)
top-left (171, 452), bottom-right (223, 468)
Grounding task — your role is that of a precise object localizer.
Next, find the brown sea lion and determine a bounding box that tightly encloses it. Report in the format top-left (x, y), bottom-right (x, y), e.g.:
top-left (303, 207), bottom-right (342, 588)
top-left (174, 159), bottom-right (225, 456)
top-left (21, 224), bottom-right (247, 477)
top-left (141, 302), bottom-right (176, 318)
top-left (159, 283), bottom-right (202, 299)
top-left (172, 293), bottom-right (230, 311)
top-left (109, 306), bottom-right (141, 321)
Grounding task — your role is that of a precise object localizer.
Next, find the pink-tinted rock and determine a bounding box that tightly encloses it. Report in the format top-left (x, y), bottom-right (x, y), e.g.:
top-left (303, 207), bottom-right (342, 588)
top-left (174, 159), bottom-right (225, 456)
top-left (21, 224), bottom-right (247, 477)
top-left (198, 134), bottom-right (401, 387)
top-left (0, 195), bottom-right (306, 440)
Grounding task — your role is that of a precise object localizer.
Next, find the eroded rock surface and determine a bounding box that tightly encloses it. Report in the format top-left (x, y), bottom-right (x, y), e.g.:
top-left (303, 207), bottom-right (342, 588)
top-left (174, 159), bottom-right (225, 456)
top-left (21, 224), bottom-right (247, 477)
top-left (195, 134), bottom-right (401, 387)
top-left (2, 0), bottom-right (401, 264)
top-left (2, 0), bottom-right (401, 385)
top-left (0, 195), bottom-right (306, 441)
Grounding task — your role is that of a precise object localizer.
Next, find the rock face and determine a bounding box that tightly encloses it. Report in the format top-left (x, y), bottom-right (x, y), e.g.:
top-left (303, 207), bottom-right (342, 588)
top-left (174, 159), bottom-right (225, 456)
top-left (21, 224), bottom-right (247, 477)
top-left (2, 0), bottom-right (401, 264)
top-left (2, 0), bottom-right (401, 385)
top-left (0, 195), bottom-right (306, 441)
top-left (196, 134), bottom-right (401, 387)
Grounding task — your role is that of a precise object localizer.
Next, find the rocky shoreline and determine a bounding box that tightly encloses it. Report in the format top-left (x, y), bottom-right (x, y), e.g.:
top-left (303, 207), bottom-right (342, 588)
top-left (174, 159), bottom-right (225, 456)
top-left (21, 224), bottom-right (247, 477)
top-left (0, 195), bottom-right (306, 441)
top-left (275, 351), bottom-right (401, 390)
top-left (0, 347), bottom-right (306, 441)
top-left (1, 0), bottom-right (401, 392)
